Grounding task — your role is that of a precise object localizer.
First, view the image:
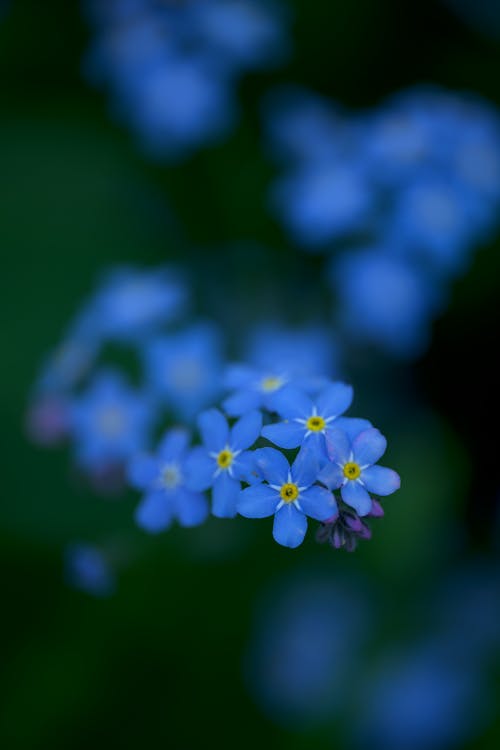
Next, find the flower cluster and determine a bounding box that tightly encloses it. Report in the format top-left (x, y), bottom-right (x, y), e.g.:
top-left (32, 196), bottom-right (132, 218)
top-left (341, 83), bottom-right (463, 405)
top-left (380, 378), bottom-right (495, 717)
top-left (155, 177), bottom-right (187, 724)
top-left (129, 376), bottom-right (400, 548)
top-left (265, 86), bottom-right (500, 357)
top-left (83, 0), bottom-right (289, 159)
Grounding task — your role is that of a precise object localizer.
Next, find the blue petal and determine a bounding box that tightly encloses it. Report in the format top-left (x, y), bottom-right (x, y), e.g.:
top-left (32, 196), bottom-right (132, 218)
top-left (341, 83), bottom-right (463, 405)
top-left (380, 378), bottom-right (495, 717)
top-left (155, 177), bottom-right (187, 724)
top-left (254, 447), bottom-right (290, 485)
top-left (184, 446), bottom-right (215, 491)
top-left (324, 427), bottom-right (351, 464)
top-left (353, 428), bottom-right (387, 466)
top-left (317, 461), bottom-right (344, 490)
top-left (212, 472), bottom-right (240, 518)
top-left (291, 443), bottom-right (323, 488)
top-left (223, 363), bottom-right (255, 389)
top-left (232, 450), bottom-right (261, 484)
top-left (273, 504), bottom-right (308, 548)
top-left (334, 416), bottom-right (372, 441)
top-left (238, 484), bottom-right (279, 518)
top-left (362, 465), bottom-right (400, 496)
top-left (173, 488), bottom-right (209, 527)
top-left (135, 491), bottom-right (173, 533)
top-left (127, 454), bottom-right (158, 490)
top-left (157, 427), bottom-right (190, 461)
top-left (198, 408), bottom-right (228, 450)
top-left (262, 421), bottom-right (305, 448)
top-left (316, 382), bottom-right (353, 418)
top-left (341, 480), bottom-right (372, 516)
top-left (231, 409), bottom-right (262, 451)
top-left (270, 385), bottom-right (313, 419)
top-left (223, 389), bottom-right (260, 416)
top-left (299, 485), bottom-right (338, 521)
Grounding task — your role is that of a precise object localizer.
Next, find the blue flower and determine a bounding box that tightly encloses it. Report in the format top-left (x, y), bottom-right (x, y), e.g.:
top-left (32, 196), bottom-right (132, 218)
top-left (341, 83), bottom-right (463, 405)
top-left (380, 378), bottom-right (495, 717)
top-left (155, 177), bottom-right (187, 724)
top-left (246, 323), bottom-right (338, 385)
top-left (329, 248), bottom-right (443, 358)
top-left (185, 408), bottom-right (262, 518)
top-left (318, 427), bottom-right (400, 516)
top-left (222, 364), bottom-right (291, 416)
top-left (238, 446), bottom-right (337, 548)
top-left (70, 370), bottom-right (152, 471)
top-left (128, 428), bottom-right (209, 533)
top-left (65, 543), bottom-right (115, 597)
top-left (143, 322), bottom-right (223, 422)
top-left (261, 382), bottom-right (353, 452)
top-left (93, 265), bottom-right (188, 342)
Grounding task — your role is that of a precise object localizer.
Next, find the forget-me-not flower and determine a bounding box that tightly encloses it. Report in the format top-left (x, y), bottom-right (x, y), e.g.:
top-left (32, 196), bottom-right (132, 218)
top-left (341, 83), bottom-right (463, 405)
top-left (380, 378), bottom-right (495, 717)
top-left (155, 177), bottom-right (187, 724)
top-left (319, 427), bottom-right (400, 516)
top-left (128, 427), bottom-right (209, 533)
top-left (185, 408), bottom-right (262, 518)
top-left (238, 446), bottom-right (337, 548)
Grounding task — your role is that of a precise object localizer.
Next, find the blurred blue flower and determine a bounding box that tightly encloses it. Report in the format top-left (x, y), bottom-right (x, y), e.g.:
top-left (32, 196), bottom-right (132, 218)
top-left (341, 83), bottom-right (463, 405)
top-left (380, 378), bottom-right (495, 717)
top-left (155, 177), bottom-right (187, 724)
top-left (185, 408), bottom-right (262, 518)
top-left (128, 427), bottom-right (208, 533)
top-left (261, 382), bottom-right (353, 452)
top-left (93, 265), bottom-right (188, 342)
top-left (70, 369), bottom-right (152, 471)
top-left (329, 248), bottom-right (443, 358)
top-left (246, 323), bottom-right (338, 385)
top-left (238, 446), bottom-right (336, 548)
top-left (143, 322), bottom-right (223, 422)
top-left (84, 0), bottom-right (288, 158)
top-left (319, 427), bottom-right (400, 516)
top-left (355, 641), bottom-right (490, 750)
top-left (65, 543), bottom-right (115, 597)
top-left (222, 364), bottom-right (290, 416)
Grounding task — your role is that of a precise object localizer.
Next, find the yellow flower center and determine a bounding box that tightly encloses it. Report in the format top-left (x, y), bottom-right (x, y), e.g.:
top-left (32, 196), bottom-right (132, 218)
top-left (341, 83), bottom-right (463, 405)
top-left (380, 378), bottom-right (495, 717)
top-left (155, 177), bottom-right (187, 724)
top-left (217, 449), bottom-right (233, 470)
top-left (261, 376), bottom-right (284, 393)
top-left (343, 462), bottom-right (361, 480)
top-left (306, 415), bottom-right (326, 432)
top-left (280, 482), bottom-right (299, 503)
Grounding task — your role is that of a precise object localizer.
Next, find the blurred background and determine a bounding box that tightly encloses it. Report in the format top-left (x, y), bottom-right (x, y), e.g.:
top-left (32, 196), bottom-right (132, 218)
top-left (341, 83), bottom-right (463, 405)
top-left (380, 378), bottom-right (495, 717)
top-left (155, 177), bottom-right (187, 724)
top-left (1, 1), bottom-right (499, 748)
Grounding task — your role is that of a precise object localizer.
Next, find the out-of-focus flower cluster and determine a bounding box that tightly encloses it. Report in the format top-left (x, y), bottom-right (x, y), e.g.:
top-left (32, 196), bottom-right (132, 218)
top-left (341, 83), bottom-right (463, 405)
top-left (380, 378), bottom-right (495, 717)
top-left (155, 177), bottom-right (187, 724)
top-left (265, 86), bottom-right (500, 357)
top-left (83, 0), bottom-right (289, 159)
top-left (27, 263), bottom-right (400, 593)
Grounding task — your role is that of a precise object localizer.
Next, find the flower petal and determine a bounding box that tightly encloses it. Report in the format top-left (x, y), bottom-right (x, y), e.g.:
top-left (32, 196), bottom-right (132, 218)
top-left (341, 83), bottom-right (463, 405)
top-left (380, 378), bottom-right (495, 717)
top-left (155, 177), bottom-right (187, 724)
top-left (222, 389), bottom-right (261, 416)
top-left (316, 382), bottom-right (353, 418)
top-left (262, 421), bottom-right (305, 448)
top-left (324, 427), bottom-right (351, 464)
top-left (223, 363), bottom-right (255, 390)
top-left (232, 450), bottom-right (262, 484)
top-left (173, 488), bottom-right (209, 527)
top-left (291, 443), bottom-right (323, 488)
top-left (184, 446), bottom-right (215, 491)
top-left (299, 485), bottom-right (338, 521)
top-left (362, 465), bottom-right (400, 495)
top-left (212, 472), bottom-right (239, 518)
top-left (334, 416), bottom-right (372, 441)
top-left (127, 454), bottom-right (158, 489)
top-left (134, 490), bottom-right (173, 533)
top-left (254, 447), bottom-right (290, 485)
top-left (270, 385), bottom-right (313, 419)
top-left (198, 408), bottom-right (228, 450)
top-left (273, 504), bottom-right (308, 548)
top-left (353, 428), bottom-right (387, 466)
top-left (317, 461), bottom-right (344, 490)
top-left (231, 409), bottom-right (262, 451)
top-left (341, 480), bottom-right (372, 516)
top-left (238, 484), bottom-right (279, 518)
top-left (156, 427), bottom-right (190, 461)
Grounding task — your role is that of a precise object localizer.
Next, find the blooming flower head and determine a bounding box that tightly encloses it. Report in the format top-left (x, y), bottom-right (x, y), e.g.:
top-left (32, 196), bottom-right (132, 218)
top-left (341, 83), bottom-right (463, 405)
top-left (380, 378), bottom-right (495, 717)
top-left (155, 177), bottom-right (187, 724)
top-left (185, 408), bottom-right (262, 518)
top-left (128, 427), bottom-right (209, 533)
top-left (238, 446), bottom-right (337, 548)
top-left (261, 382), bottom-right (353, 454)
top-left (70, 370), bottom-right (152, 471)
top-left (222, 363), bottom-right (291, 416)
top-left (319, 427), bottom-right (400, 516)
top-left (143, 322), bottom-right (223, 422)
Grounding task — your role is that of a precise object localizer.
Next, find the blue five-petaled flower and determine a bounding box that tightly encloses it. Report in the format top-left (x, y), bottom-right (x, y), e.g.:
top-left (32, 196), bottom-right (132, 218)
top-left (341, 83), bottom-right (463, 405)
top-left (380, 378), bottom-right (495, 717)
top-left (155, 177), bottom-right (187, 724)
top-left (184, 408), bottom-right (262, 518)
top-left (128, 428), bottom-right (209, 533)
top-left (318, 427), bottom-right (401, 516)
top-left (238, 446), bottom-right (337, 548)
